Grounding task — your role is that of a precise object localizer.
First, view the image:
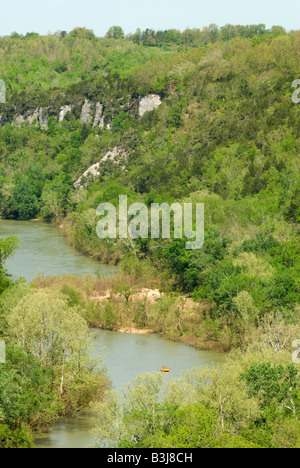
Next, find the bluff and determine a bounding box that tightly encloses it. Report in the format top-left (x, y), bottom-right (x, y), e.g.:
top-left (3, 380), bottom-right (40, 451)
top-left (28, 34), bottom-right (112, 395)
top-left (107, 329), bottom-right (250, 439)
top-left (0, 93), bottom-right (161, 129)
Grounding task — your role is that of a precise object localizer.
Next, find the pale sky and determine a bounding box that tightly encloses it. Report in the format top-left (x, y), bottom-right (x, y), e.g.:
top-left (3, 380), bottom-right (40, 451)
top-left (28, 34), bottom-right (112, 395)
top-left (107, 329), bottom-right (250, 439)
top-left (0, 0), bottom-right (299, 37)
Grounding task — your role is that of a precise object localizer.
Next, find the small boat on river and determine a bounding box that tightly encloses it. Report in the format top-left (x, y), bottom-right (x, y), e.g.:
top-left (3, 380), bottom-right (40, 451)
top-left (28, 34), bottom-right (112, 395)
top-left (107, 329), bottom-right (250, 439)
top-left (161, 366), bottom-right (171, 373)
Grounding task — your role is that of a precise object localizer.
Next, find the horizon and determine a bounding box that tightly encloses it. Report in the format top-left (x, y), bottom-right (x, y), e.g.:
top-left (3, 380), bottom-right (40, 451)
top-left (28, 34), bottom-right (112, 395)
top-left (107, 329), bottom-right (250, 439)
top-left (0, 22), bottom-right (298, 39)
top-left (0, 0), bottom-right (299, 37)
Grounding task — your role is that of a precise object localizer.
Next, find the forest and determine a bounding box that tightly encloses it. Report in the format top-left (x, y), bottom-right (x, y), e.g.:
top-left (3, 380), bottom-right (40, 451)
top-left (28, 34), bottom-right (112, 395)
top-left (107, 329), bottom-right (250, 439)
top-left (0, 25), bottom-right (299, 447)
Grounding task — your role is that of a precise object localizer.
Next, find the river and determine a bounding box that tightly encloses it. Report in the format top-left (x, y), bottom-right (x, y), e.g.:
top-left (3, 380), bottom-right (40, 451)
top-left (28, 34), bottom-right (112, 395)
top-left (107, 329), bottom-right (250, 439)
top-left (0, 220), bottom-right (119, 280)
top-left (0, 219), bottom-right (224, 449)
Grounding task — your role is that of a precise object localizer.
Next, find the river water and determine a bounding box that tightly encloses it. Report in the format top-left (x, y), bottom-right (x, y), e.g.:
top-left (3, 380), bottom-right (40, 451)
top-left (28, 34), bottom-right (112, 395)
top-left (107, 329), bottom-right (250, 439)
top-left (0, 219), bottom-right (223, 449)
top-left (0, 220), bottom-right (119, 280)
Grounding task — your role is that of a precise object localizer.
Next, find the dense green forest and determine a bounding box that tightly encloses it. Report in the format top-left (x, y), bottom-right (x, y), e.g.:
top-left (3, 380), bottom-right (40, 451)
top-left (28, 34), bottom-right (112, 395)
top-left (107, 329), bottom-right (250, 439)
top-left (0, 25), bottom-right (300, 447)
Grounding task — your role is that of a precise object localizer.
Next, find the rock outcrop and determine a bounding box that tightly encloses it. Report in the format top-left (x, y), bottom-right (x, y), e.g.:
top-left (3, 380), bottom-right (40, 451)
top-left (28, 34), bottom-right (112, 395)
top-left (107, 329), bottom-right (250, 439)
top-left (27, 107), bottom-right (49, 128)
top-left (15, 115), bottom-right (25, 125)
top-left (74, 162), bottom-right (102, 189)
top-left (59, 105), bottom-right (72, 121)
top-left (139, 95), bottom-right (161, 117)
top-left (1, 94), bottom-right (162, 129)
top-left (80, 99), bottom-right (92, 124)
top-left (12, 107), bottom-right (49, 128)
top-left (93, 102), bottom-right (104, 127)
top-left (74, 147), bottom-right (128, 189)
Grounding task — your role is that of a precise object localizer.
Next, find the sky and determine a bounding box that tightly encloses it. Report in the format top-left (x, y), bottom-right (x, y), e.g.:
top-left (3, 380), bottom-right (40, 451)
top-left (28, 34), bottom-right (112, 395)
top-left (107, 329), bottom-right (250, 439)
top-left (0, 0), bottom-right (299, 37)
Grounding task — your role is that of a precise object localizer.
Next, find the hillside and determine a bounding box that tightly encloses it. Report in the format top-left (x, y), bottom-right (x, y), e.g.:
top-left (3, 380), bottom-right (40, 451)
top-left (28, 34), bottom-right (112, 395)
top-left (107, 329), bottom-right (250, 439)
top-left (0, 28), bottom-right (299, 305)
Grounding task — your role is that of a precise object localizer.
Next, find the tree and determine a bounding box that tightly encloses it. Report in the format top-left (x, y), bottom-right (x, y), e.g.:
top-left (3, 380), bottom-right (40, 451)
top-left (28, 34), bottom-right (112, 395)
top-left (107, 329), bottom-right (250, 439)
top-left (6, 182), bottom-right (40, 220)
top-left (10, 32), bottom-right (21, 39)
top-left (132, 28), bottom-right (143, 44)
top-left (0, 345), bottom-right (61, 432)
top-left (0, 237), bottom-right (18, 295)
top-left (25, 32), bottom-right (39, 38)
top-left (106, 26), bottom-right (125, 39)
top-left (114, 283), bottom-right (136, 303)
top-left (0, 237), bottom-right (18, 271)
top-left (46, 116), bottom-right (58, 136)
top-left (241, 363), bottom-right (299, 417)
top-left (189, 363), bottom-right (260, 431)
top-left (8, 289), bottom-right (89, 368)
top-left (69, 27), bottom-right (95, 40)
top-left (145, 405), bottom-right (219, 448)
top-left (271, 26), bottom-right (286, 36)
top-left (93, 373), bottom-right (165, 447)
top-left (144, 404), bottom-right (258, 448)
top-left (7, 289), bottom-right (107, 413)
top-left (93, 370), bottom-right (261, 448)
top-left (40, 174), bottom-right (72, 221)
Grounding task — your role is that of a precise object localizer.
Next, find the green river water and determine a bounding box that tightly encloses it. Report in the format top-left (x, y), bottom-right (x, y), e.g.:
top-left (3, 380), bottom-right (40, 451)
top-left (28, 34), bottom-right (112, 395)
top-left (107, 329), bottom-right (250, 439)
top-left (0, 219), bottom-right (223, 448)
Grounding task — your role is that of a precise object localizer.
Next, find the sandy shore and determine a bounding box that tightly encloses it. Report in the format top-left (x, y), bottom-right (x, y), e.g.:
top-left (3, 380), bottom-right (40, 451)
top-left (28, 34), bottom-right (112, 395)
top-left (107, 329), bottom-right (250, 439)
top-left (117, 327), bottom-right (154, 335)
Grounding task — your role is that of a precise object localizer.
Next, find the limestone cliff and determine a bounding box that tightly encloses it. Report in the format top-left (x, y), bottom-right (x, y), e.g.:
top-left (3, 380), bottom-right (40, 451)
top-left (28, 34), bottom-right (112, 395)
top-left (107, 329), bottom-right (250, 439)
top-left (74, 147), bottom-right (128, 190)
top-left (0, 94), bottom-right (161, 129)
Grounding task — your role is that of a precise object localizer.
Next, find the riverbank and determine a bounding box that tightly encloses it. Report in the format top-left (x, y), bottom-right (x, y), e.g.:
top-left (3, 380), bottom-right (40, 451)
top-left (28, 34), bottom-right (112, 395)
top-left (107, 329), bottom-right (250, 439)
top-left (34, 273), bottom-right (228, 352)
top-left (61, 214), bottom-right (124, 265)
top-left (1, 219), bottom-right (223, 352)
top-left (0, 219), bottom-right (250, 353)
top-left (117, 327), bottom-right (154, 334)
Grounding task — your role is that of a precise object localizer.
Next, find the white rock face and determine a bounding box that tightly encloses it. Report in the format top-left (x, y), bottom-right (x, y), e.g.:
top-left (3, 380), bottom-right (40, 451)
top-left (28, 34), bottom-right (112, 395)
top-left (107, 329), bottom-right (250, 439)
top-left (80, 99), bottom-right (92, 124)
top-left (15, 115), bottom-right (25, 125)
top-left (80, 100), bottom-right (105, 127)
top-left (93, 102), bottom-right (104, 127)
top-left (101, 147), bottom-right (126, 162)
top-left (25, 107), bottom-right (48, 128)
top-left (74, 162), bottom-right (101, 189)
top-left (4, 94), bottom-right (162, 129)
top-left (74, 147), bottom-right (128, 189)
top-left (27, 108), bottom-right (40, 125)
top-left (139, 95), bottom-right (161, 117)
top-left (59, 105), bottom-right (72, 121)
top-left (38, 109), bottom-right (49, 129)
